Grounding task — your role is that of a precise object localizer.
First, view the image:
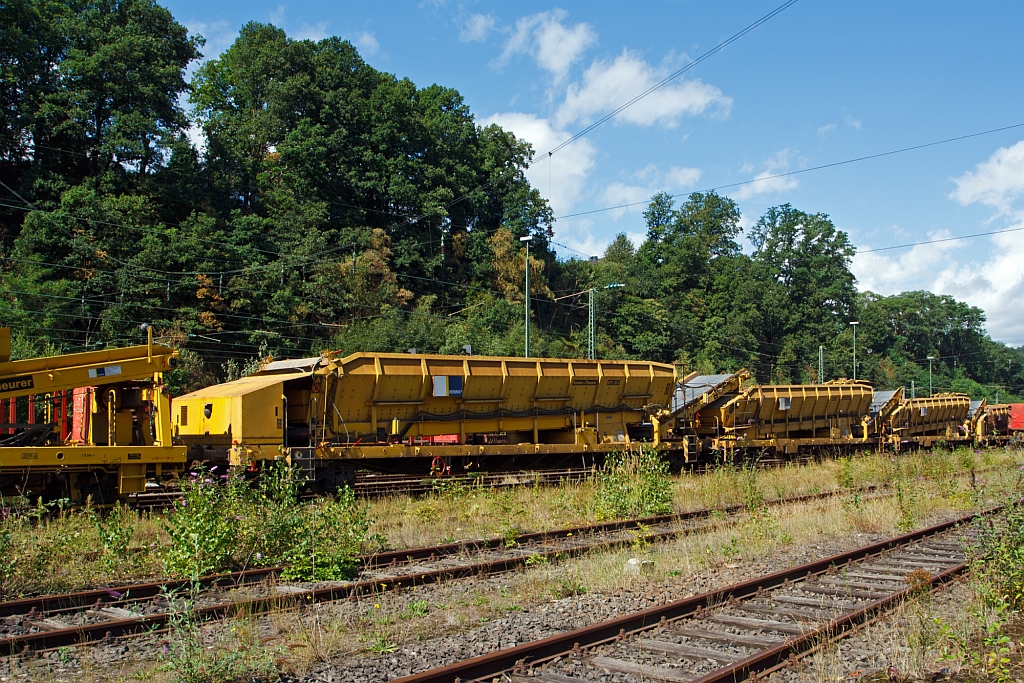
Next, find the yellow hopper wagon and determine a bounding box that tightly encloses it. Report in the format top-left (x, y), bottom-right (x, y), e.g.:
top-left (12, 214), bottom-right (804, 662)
top-left (885, 393), bottom-right (972, 450)
top-left (678, 378), bottom-right (876, 461)
top-left (862, 388), bottom-right (905, 451)
top-left (174, 352), bottom-right (678, 489)
top-left (967, 399), bottom-right (988, 441)
top-left (0, 328), bottom-right (185, 503)
top-left (981, 403), bottom-right (1012, 444)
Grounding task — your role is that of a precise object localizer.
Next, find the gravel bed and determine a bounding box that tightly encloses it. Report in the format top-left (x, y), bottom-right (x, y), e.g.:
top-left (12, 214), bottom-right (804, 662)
top-left (288, 515), bottom-right (966, 682)
top-left (765, 577), bottom-right (976, 683)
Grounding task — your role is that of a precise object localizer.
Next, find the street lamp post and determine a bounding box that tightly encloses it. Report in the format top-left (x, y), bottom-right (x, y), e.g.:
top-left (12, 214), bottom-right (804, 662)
top-left (927, 356), bottom-right (935, 396)
top-left (850, 322), bottom-right (859, 380)
top-left (520, 235), bottom-right (532, 356)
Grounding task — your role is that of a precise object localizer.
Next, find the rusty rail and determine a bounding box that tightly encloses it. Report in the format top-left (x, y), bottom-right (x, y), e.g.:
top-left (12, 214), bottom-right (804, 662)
top-left (388, 508), bottom-right (993, 683)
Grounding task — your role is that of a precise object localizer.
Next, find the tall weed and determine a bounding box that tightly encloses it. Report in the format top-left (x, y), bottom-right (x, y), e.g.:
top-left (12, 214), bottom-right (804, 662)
top-left (970, 502), bottom-right (1024, 609)
top-left (162, 471), bottom-right (237, 579)
top-left (91, 502), bottom-right (137, 575)
top-left (593, 448), bottom-right (673, 521)
top-left (282, 487), bottom-right (372, 581)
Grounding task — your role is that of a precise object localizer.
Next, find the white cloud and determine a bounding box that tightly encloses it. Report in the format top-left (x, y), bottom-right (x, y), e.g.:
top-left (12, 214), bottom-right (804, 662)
top-left (853, 226), bottom-right (1024, 345)
top-left (852, 229), bottom-right (958, 294)
top-left (459, 14), bottom-right (495, 42)
top-left (556, 221), bottom-right (608, 259)
top-left (185, 122), bottom-right (207, 154)
top-left (626, 232), bottom-right (647, 249)
top-left (599, 165), bottom-right (702, 219)
top-left (950, 140), bottom-right (1024, 213)
top-left (353, 31), bottom-right (380, 56)
top-left (185, 20), bottom-right (236, 60)
top-left (816, 116), bottom-right (860, 138)
top-left (733, 149), bottom-right (799, 201)
top-left (499, 9), bottom-right (596, 82)
top-left (482, 112), bottom-right (596, 215)
top-left (268, 4), bottom-right (286, 25)
top-left (601, 182), bottom-right (654, 219)
top-left (294, 22), bottom-right (328, 41)
top-left (665, 166), bottom-right (702, 188)
top-left (556, 50), bottom-right (731, 128)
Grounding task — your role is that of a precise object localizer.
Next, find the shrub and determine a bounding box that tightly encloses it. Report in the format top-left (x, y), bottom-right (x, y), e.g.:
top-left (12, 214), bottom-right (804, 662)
top-left (228, 461), bottom-right (304, 568)
top-left (970, 502), bottom-right (1024, 609)
top-left (162, 471), bottom-right (238, 580)
top-left (282, 487), bottom-right (372, 581)
top-left (593, 448), bottom-right (673, 521)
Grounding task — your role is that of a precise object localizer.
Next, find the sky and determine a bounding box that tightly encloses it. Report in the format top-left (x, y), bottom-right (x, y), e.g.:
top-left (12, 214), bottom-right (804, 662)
top-left (164, 0), bottom-right (1024, 345)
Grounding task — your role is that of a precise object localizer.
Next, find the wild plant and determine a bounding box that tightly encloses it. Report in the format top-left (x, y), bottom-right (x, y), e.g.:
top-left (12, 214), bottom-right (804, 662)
top-left (593, 447), bottom-right (673, 520)
top-left (490, 489), bottom-right (526, 546)
top-left (970, 502), bottom-right (1024, 610)
top-left (162, 469), bottom-right (238, 580)
top-left (159, 585), bottom-right (278, 683)
top-left (90, 502), bottom-right (136, 575)
top-left (402, 599), bottom-right (430, 618)
top-left (549, 572), bottom-right (587, 599)
top-left (0, 521), bottom-right (13, 593)
top-left (889, 456), bottom-right (918, 533)
top-left (229, 461), bottom-right (304, 568)
top-left (837, 456), bottom-right (855, 490)
top-left (281, 487), bottom-right (372, 581)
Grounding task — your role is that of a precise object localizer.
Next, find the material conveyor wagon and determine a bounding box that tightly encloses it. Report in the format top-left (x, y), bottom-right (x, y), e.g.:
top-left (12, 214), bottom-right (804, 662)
top-left (174, 351), bottom-right (678, 487)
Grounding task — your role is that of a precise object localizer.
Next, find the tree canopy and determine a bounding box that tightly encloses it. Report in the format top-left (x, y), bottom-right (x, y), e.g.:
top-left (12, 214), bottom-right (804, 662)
top-left (2, 3), bottom-right (1021, 400)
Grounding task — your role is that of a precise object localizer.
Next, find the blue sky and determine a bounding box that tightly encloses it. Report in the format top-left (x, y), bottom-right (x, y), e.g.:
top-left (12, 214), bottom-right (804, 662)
top-left (166, 1), bottom-right (1024, 344)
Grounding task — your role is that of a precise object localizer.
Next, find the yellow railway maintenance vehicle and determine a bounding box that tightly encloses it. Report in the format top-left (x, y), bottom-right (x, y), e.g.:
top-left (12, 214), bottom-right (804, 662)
top-left (174, 352), bottom-right (678, 489)
top-left (883, 392), bottom-right (973, 450)
top-left (669, 374), bottom-right (876, 461)
top-left (977, 403), bottom-right (1013, 445)
top-left (0, 328), bottom-right (184, 502)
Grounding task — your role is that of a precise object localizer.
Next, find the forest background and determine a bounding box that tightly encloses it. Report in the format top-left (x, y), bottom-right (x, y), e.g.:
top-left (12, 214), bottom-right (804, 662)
top-left (2, 0), bottom-right (1022, 400)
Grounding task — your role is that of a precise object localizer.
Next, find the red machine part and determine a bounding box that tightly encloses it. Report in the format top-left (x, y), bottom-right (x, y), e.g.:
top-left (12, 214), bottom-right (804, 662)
top-left (1009, 403), bottom-right (1024, 432)
top-left (71, 387), bottom-right (94, 444)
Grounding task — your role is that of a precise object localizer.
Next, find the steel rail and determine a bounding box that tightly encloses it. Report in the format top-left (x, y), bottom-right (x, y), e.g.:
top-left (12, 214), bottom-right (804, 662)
top-left (125, 467), bottom-right (595, 510)
top-left (686, 560), bottom-right (967, 682)
top-left (0, 486), bottom-right (885, 655)
top-left (386, 507), bottom-right (994, 683)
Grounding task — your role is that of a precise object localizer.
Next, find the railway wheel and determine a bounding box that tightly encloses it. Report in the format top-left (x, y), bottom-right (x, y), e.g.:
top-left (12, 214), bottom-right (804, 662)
top-left (430, 456), bottom-right (450, 477)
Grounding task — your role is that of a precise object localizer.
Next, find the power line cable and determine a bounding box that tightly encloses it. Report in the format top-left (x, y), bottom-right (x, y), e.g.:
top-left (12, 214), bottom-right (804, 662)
top-left (858, 225), bottom-right (1024, 254)
top-left (545, 0), bottom-right (801, 157)
top-left (553, 121), bottom-right (1024, 221)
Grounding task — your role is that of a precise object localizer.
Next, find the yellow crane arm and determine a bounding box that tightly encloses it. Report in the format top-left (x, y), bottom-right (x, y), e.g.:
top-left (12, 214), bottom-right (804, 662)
top-left (0, 329), bottom-right (178, 399)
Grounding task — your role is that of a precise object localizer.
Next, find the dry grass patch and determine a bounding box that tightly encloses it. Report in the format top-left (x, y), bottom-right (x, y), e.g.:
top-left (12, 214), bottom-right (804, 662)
top-left (0, 446), bottom-right (1019, 599)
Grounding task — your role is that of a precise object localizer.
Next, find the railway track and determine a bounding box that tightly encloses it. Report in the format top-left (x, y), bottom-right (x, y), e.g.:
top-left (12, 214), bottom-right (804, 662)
top-left (389, 510), bottom-right (988, 683)
top-left (0, 485), bottom-right (889, 656)
top-left (124, 467), bottom-right (595, 509)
